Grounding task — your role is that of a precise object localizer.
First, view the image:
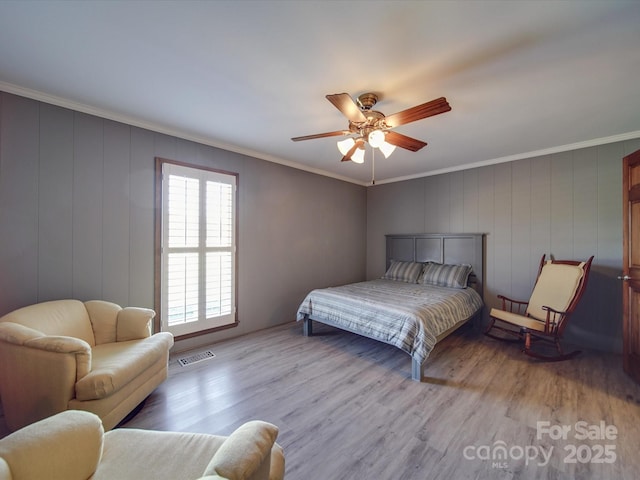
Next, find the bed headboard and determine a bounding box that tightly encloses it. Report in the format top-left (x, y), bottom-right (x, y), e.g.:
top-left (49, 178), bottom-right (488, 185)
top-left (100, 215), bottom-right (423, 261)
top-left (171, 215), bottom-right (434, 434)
top-left (385, 233), bottom-right (485, 297)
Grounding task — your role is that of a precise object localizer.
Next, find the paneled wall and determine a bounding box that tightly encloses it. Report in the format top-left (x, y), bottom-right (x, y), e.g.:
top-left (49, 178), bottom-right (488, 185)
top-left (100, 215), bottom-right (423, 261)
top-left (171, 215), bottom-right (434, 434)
top-left (367, 139), bottom-right (640, 352)
top-left (0, 92), bottom-right (367, 350)
top-left (3, 88), bottom-right (638, 355)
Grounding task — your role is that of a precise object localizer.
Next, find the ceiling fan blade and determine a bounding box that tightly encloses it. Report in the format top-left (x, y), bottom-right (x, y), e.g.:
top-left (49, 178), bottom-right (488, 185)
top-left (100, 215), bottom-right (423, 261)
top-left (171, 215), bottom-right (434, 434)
top-left (341, 138), bottom-right (365, 162)
top-left (385, 97), bottom-right (451, 128)
top-left (326, 93), bottom-right (367, 123)
top-left (291, 130), bottom-right (350, 142)
top-left (384, 131), bottom-right (428, 152)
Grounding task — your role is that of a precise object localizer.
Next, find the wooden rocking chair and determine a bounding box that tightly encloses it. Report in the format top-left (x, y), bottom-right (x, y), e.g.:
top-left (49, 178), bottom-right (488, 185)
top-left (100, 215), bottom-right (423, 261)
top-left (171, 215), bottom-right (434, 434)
top-left (485, 254), bottom-right (593, 361)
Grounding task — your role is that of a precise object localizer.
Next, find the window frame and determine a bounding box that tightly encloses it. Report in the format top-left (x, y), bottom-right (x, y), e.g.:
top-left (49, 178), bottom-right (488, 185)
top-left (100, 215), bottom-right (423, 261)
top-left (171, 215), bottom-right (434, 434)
top-left (154, 157), bottom-right (239, 338)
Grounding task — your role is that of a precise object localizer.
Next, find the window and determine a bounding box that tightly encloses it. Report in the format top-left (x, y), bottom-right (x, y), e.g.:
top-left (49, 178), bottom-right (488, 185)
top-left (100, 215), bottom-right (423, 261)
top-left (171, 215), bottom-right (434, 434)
top-left (156, 159), bottom-right (237, 337)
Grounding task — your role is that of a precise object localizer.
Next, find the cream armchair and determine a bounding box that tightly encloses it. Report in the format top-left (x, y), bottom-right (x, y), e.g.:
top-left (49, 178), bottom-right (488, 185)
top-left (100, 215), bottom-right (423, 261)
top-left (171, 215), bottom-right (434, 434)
top-left (0, 299), bottom-right (174, 432)
top-left (0, 410), bottom-right (285, 480)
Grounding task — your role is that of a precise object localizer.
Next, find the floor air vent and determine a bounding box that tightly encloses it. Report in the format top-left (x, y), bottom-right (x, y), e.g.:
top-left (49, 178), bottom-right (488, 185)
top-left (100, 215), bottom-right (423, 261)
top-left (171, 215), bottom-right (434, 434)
top-left (177, 350), bottom-right (216, 367)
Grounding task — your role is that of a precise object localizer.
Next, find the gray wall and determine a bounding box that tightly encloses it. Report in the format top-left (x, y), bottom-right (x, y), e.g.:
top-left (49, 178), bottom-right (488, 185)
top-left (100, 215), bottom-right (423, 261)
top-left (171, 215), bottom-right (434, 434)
top-left (3, 88), bottom-right (639, 355)
top-left (0, 92), bottom-right (367, 351)
top-left (367, 139), bottom-right (640, 353)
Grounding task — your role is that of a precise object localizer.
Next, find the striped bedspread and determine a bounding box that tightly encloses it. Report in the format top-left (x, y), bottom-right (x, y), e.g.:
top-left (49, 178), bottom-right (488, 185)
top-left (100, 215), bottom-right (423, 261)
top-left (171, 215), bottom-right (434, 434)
top-left (296, 279), bottom-right (484, 365)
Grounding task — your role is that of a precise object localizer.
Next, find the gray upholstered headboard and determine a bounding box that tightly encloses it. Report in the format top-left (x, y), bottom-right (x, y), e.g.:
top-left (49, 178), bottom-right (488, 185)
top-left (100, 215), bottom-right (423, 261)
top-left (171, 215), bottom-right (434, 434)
top-left (386, 233), bottom-right (485, 297)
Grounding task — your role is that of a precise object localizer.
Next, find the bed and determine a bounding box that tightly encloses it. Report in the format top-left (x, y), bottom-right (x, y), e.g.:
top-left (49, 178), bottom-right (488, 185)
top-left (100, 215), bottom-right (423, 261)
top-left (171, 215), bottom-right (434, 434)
top-left (296, 233), bottom-right (485, 381)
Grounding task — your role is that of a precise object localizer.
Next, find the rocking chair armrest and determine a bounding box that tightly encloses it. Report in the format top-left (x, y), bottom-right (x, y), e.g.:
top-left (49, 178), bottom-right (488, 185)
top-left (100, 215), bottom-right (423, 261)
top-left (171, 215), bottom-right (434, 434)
top-left (541, 305), bottom-right (568, 328)
top-left (496, 294), bottom-right (529, 313)
top-left (541, 305), bottom-right (568, 314)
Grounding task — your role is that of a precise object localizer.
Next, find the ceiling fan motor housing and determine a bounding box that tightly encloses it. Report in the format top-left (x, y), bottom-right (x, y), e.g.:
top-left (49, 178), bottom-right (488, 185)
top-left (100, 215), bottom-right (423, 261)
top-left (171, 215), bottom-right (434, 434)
top-left (356, 92), bottom-right (379, 111)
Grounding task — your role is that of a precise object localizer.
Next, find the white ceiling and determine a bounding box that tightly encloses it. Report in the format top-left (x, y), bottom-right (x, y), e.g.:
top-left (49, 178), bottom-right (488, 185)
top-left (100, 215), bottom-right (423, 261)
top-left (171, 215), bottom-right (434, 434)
top-left (1, 1), bottom-right (639, 186)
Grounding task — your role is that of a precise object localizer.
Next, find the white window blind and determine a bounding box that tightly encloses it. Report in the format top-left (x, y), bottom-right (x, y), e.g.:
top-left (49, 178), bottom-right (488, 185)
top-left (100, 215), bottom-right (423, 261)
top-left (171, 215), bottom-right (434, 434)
top-left (160, 162), bottom-right (237, 336)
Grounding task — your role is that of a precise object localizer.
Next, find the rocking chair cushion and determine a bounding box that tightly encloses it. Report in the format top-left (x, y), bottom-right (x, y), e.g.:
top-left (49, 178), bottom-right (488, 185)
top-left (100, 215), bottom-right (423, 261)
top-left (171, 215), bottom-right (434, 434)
top-left (489, 308), bottom-right (547, 332)
top-left (526, 261), bottom-right (585, 321)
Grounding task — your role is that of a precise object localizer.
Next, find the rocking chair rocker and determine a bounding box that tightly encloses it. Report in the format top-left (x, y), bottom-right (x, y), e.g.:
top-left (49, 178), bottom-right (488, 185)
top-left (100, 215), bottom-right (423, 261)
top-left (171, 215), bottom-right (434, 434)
top-left (485, 254), bottom-right (593, 361)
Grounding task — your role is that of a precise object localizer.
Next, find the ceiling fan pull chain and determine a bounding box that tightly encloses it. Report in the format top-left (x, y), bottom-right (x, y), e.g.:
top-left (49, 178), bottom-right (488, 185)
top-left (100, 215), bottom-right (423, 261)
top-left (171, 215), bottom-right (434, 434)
top-left (371, 147), bottom-right (376, 185)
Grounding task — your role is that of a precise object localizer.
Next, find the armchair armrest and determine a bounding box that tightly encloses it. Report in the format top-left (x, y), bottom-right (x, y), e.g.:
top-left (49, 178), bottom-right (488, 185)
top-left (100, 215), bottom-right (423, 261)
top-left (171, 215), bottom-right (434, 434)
top-left (0, 410), bottom-right (104, 480)
top-left (0, 323), bottom-right (91, 379)
top-left (24, 336), bottom-right (92, 379)
top-left (201, 421), bottom-right (280, 480)
top-left (0, 323), bottom-right (92, 431)
top-left (116, 307), bottom-right (154, 341)
top-left (0, 322), bottom-right (43, 344)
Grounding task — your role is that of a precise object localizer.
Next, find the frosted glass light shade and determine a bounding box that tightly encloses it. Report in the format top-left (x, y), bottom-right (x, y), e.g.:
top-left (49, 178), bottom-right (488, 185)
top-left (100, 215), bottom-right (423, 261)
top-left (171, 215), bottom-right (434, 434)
top-left (368, 129), bottom-right (385, 148)
top-left (351, 146), bottom-right (365, 163)
top-left (337, 137), bottom-right (355, 155)
top-left (379, 141), bottom-right (396, 158)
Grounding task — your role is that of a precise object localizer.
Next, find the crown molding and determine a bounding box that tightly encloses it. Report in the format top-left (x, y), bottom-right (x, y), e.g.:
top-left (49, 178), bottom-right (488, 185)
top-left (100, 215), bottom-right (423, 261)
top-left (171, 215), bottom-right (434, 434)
top-left (371, 130), bottom-right (640, 186)
top-left (3, 81), bottom-right (638, 189)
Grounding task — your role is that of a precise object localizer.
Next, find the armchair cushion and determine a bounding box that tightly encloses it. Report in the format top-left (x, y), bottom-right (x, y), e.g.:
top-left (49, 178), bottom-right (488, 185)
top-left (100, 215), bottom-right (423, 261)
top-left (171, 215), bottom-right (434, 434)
top-left (205, 421), bottom-right (279, 480)
top-left (0, 300), bottom-right (96, 346)
top-left (116, 307), bottom-right (154, 342)
top-left (84, 301), bottom-right (120, 345)
top-left (93, 429), bottom-right (225, 479)
top-left (85, 301), bottom-right (154, 344)
top-left (75, 334), bottom-right (173, 401)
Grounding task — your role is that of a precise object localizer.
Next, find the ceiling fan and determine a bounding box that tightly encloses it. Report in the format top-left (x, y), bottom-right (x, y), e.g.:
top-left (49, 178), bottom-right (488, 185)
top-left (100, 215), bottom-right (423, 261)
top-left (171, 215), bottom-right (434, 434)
top-left (291, 92), bottom-right (451, 163)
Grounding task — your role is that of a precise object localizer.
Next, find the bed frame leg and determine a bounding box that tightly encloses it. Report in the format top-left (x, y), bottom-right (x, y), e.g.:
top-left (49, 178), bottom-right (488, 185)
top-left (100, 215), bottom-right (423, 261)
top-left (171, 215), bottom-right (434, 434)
top-left (412, 358), bottom-right (425, 382)
top-left (303, 315), bottom-right (313, 336)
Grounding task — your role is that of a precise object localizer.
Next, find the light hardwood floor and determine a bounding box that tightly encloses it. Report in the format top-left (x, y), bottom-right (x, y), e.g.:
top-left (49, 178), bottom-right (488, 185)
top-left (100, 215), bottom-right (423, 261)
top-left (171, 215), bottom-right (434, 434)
top-left (3, 322), bottom-right (640, 479)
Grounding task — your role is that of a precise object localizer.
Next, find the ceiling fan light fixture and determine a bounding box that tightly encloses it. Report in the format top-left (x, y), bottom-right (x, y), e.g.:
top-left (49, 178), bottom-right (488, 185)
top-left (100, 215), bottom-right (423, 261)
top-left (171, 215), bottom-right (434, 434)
top-left (337, 137), bottom-right (355, 156)
top-left (367, 129), bottom-right (385, 148)
top-left (351, 145), bottom-right (365, 164)
top-left (296, 92), bottom-right (450, 166)
top-left (379, 141), bottom-right (396, 158)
